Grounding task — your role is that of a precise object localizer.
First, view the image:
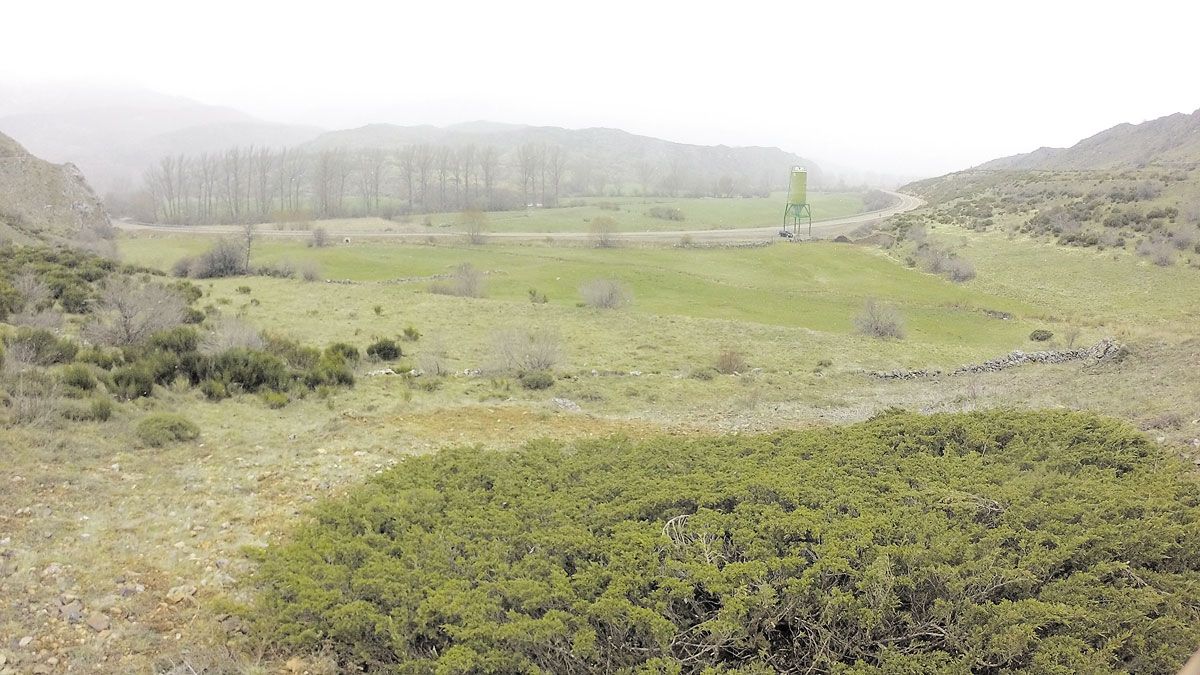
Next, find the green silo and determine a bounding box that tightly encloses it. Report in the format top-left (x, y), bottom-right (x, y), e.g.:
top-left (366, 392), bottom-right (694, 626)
top-left (783, 166), bottom-right (812, 237)
top-left (788, 168), bottom-right (807, 207)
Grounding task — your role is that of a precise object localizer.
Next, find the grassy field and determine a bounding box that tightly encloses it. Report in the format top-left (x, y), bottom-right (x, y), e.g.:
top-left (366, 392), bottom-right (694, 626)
top-left (238, 190), bottom-right (870, 235)
top-left (4, 220), bottom-right (1200, 673)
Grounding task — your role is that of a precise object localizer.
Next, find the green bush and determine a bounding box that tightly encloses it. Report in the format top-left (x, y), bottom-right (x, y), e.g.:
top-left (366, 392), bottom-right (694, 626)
top-left (260, 390), bottom-right (290, 409)
top-left (75, 346), bottom-right (124, 370)
top-left (402, 326), bottom-right (421, 342)
top-left (63, 396), bottom-right (114, 422)
top-left (111, 365), bottom-right (154, 399)
top-left (1030, 329), bottom-right (1054, 342)
top-left (248, 411), bottom-right (1200, 673)
top-left (135, 413), bottom-right (200, 447)
top-left (265, 335), bottom-right (322, 371)
top-left (200, 378), bottom-right (228, 400)
top-left (147, 326), bottom-right (200, 354)
top-left (517, 369), bottom-right (555, 390)
top-left (58, 363), bottom-right (98, 393)
top-left (5, 327), bottom-right (78, 365)
top-left (303, 355), bottom-right (355, 388)
top-left (365, 338), bottom-right (401, 360)
top-left (325, 342), bottom-right (361, 364)
top-left (210, 348), bottom-right (288, 393)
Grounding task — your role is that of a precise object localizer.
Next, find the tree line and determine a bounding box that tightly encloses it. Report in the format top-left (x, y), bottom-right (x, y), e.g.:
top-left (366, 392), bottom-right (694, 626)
top-left (135, 142), bottom-right (783, 225)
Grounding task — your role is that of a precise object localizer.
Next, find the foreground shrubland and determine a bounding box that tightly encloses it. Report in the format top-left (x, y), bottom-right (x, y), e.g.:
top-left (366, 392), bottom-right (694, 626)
top-left (248, 410), bottom-right (1200, 673)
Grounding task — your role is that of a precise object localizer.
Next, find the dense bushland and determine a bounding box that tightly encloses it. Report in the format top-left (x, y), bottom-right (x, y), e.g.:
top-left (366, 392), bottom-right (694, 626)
top-left (0, 246), bottom-right (357, 426)
top-left (247, 410), bottom-right (1200, 673)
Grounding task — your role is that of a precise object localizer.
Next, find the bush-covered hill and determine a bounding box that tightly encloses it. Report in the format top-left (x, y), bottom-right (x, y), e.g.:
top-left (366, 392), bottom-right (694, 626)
top-left (248, 410), bottom-right (1200, 673)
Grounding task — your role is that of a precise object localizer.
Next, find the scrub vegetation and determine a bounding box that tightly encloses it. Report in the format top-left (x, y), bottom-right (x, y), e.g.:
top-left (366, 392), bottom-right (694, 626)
top-left (247, 410), bottom-right (1200, 673)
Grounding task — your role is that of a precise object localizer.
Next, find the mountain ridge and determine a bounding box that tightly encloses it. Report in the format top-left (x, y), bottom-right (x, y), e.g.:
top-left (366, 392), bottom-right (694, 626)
top-left (976, 108), bottom-right (1200, 171)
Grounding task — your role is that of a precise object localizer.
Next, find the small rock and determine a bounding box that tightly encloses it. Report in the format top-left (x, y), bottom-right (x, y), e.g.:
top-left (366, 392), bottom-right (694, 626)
top-left (18, 636), bottom-right (33, 648)
top-left (166, 584), bottom-right (197, 603)
top-left (87, 612), bottom-right (111, 632)
top-left (60, 600), bottom-right (84, 622)
top-left (553, 398), bottom-right (582, 412)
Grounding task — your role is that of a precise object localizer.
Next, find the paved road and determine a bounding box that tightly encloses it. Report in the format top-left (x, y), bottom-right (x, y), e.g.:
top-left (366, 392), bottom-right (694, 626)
top-left (115, 190), bottom-right (924, 244)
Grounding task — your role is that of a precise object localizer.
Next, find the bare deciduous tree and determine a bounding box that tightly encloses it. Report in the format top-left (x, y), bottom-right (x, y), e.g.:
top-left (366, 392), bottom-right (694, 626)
top-left (86, 279), bottom-right (187, 346)
top-left (589, 216), bottom-right (618, 248)
top-left (460, 210), bottom-right (488, 245)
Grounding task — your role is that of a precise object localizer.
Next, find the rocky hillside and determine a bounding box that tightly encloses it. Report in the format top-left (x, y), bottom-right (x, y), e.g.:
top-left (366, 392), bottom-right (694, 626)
top-left (979, 108), bottom-right (1200, 170)
top-left (0, 131), bottom-right (111, 244)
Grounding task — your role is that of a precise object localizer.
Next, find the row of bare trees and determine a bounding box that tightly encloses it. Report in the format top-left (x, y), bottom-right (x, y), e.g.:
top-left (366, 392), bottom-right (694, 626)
top-left (140, 141), bottom-right (786, 226)
top-left (141, 142), bottom-right (577, 225)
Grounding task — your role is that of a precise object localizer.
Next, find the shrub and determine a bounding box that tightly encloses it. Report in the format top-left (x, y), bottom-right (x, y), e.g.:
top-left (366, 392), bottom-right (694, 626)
top-left (260, 390), bottom-right (290, 409)
top-left (366, 338), bottom-right (402, 361)
top-left (147, 326), bottom-right (201, 355)
top-left (714, 349), bottom-right (747, 375)
top-left (589, 216), bottom-right (618, 247)
top-left (76, 346), bottom-right (123, 370)
top-left (304, 355), bottom-right (355, 388)
top-left (401, 326), bottom-right (421, 342)
top-left (5, 327), bottom-right (78, 365)
top-left (309, 227), bottom-right (330, 248)
top-left (527, 289), bottom-right (548, 304)
top-left (185, 239), bottom-right (248, 278)
top-left (63, 396), bottom-right (114, 422)
top-left (517, 370), bottom-right (555, 390)
top-left (264, 335), bottom-right (322, 371)
top-left (853, 298), bottom-right (905, 339)
top-left (111, 365), bottom-right (155, 399)
top-left (209, 348), bottom-right (288, 393)
top-left (647, 206), bottom-right (684, 221)
top-left (85, 279), bottom-right (187, 346)
top-left (943, 257), bottom-right (976, 282)
top-left (299, 261), bottom-right (322, 282)
top-left (459, 210), bottom-right (488, 245)
top-left (236, 285), bottom-right (252, 294)
top-left (492, 328), bottom-right (560, 372)
top-left (429, 263), bottom-right (485, 298)
top-left (248, 411), bottom-right (1200, 673)
top-left (325, 342), bottom-right (361, 364)
top-left (135, 413), bottom-right (200, 447)
top-left (1030, 329), bottom-right (1054, 342)
top-left (579, 278), bottom-right (632, 309)
top-left (200, 379), bottom-right (228, 400)
top-left (59, 363), bottom-right (98, 391)
top-left (689, 367), bottom-right (717, 381)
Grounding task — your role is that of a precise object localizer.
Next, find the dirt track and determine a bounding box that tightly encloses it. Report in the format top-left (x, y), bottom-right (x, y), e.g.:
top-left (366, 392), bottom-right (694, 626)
top-left (115, 190), bottom-right (923, 244)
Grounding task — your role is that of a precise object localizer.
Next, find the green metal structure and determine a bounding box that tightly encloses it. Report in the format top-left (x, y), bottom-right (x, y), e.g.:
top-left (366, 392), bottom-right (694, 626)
top-left (783, 167), bottom-right (812, 237)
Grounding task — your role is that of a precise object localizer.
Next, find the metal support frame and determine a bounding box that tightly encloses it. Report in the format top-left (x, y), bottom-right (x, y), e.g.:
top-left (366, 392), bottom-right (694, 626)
top-left (784, 202), bottom-right (812, 238)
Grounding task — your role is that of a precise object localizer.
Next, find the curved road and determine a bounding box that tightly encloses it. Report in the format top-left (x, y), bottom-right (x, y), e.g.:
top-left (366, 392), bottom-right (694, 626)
top-left (115, 190), bottom-right (924, 244)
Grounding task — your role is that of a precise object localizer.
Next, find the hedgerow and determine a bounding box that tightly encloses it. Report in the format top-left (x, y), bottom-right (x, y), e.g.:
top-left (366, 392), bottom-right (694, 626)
top-left (246, 410), bottom-right (1200, 673)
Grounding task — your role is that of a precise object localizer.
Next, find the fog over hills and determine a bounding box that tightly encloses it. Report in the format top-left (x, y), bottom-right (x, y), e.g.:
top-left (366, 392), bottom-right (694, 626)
top-left (0, 83), bottom-right (823, 195)
top-left (0, 83), bottom-right (321, 192)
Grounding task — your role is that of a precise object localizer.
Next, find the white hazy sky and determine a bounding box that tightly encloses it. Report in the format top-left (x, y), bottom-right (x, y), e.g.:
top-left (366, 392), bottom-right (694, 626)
top-left (3, 0), bottom-right (1198, 177)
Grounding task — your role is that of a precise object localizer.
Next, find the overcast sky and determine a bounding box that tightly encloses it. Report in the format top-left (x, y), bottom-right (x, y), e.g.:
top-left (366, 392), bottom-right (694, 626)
top-left (3, 0), bottom-right (1197, 177)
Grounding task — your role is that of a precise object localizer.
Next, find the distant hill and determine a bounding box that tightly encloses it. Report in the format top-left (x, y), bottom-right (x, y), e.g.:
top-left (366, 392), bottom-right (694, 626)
top-left (305, 122), bottom-right (822, 192)
top-left (978, 108), bottom-right (1200, 171)
top-left (0, 83), bottom-right (322, 193)
top-left (0, 131), bottom-right (110, 244)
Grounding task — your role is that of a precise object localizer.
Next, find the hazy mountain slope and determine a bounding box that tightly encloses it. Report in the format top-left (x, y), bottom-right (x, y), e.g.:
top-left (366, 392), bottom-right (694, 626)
top-left (978, 108), bottom-right (1200, 170)
top-left (0, 83), bottom-right (322, 192)
top-left (305, 122), bottom-right (822, 190)
top-left (0, 132), bottom-right (110, 244)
